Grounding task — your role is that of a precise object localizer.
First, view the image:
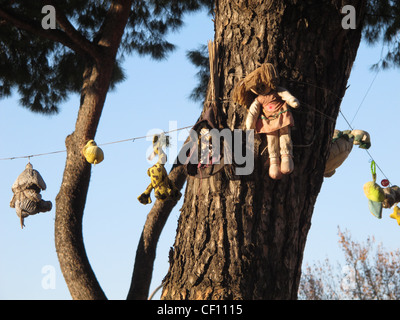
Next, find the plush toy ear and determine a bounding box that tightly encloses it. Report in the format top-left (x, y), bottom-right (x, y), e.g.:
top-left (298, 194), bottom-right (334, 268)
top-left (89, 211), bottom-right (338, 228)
top-left (354, 134), bottom-right (371, 149)
top-left (148, 151), bottom-right (156, 161)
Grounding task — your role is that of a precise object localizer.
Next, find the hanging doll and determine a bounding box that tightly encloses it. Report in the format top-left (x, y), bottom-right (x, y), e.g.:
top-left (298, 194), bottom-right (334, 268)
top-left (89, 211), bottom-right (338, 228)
top-left (137, 134), bottom-right (181, 204)
top-left (233, 63), bottom-right (300, 179)
top-left (10, 162), bottom-right (52, 228)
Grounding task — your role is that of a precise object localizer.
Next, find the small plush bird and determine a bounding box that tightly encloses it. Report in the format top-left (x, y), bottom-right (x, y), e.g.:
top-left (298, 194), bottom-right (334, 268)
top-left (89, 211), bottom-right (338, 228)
top-left (82, 140), bottom-right (104, 165)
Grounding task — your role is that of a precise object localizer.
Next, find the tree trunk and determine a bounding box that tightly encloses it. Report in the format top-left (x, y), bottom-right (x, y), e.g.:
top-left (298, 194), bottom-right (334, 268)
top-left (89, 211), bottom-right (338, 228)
top-left (54, 62), bottom-right (113, 300)
top-left (161, 0), bottom-right (366, 300)
top-left (54, 0), bottom-right (132, 300)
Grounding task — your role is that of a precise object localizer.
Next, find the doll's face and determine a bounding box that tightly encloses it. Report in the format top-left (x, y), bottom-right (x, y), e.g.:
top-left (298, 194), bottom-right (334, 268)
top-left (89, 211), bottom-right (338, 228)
top-left (254, 83), bottom-right (272, 95)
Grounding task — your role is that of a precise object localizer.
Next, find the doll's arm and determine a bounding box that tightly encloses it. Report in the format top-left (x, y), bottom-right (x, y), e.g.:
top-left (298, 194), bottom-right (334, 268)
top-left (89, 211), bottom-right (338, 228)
top-left (245, 99), bottom-right (261, 130)
top-left (277, 87), bottom-right (300, 108)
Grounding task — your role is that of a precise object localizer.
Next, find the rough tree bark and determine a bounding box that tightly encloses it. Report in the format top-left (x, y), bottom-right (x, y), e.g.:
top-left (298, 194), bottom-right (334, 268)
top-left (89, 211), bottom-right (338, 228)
top-left (161, 0), bottom-right (367, 300)
top-left (54, 0), bottom-right (132, 300)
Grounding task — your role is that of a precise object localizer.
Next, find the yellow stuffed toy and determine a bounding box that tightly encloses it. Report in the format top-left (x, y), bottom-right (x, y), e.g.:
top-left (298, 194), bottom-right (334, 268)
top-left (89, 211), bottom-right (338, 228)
top-left (138, 134), bottom-right (181, 205)
top-left (82, 140), bottom-right (104, 165)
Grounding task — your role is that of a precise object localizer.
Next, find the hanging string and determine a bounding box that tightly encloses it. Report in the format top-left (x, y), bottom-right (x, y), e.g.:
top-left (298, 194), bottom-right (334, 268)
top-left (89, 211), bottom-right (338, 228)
top-left (327, 3), bottom-right (393, 185)
top-left (285, 75), bottom-right (391, 184)
top-left (365, 149), bottom-right (392, 186)
top-left (0, 149), bottom-right (67, 161)
top-left (0, 125), bottom-right (193, 161)
top-left (350, 69), bottom-right (380, 126)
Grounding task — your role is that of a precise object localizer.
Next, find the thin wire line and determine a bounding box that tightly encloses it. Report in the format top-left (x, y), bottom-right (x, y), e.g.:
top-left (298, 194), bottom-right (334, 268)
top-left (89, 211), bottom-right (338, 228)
top-left (0, 125), bottom-right (194, 161)
top-left (0, 149), bottom-right (67, 161)
top-left (350, 69), bottom-right (380, 126)
top-left (339, 110), bottom-right (354, 130)
top-left (339, 106), bottom-right (392, 185)
top-left (365, 149), bottom-right (391, 185)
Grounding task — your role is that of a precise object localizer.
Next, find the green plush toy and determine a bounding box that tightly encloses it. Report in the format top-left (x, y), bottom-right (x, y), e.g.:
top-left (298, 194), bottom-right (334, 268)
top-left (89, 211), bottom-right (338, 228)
top-left (363, 161), bottom-right (384, 219)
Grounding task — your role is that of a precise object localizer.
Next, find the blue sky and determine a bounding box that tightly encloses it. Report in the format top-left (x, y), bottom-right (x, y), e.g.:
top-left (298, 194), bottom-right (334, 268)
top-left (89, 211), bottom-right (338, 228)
top-left (0, 9), bottom-right (399, 300)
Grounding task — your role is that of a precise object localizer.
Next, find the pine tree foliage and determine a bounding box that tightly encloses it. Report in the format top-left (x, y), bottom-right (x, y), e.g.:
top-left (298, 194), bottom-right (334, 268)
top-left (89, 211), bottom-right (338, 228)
top-left (0, 0), bottom-right (214, 114)
top-left (364, 0), bottom-right (400, 68)
top-left (186, 44), bottom-right (209, 103)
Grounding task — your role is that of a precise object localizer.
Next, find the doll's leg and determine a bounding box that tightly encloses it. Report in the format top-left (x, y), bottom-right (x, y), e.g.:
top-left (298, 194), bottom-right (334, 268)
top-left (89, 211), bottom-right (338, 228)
top-left (279, 126), bottom-right (294, 174)
top-left (266, 131), bottom-right (282, 180)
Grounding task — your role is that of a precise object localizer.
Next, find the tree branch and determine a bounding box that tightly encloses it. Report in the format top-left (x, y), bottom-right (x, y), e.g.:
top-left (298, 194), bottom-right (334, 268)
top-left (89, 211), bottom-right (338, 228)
top-left (45, 0), bottom-right (102, 62)
top-left (95, 0), bottom-right (132, 55)
top-left (127, 161), bottom-right (188, 300)
top-left (0, 7), bottom-right (91, 58)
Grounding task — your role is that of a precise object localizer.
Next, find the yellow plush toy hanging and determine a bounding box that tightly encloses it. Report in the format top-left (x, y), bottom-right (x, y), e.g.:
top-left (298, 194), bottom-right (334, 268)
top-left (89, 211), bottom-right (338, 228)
top-left (137, 134), bottom-right (181, 205)
top-left (82, 140), bottom-right (104, 165)
top-left (363, 161), bottom-right (385, 219)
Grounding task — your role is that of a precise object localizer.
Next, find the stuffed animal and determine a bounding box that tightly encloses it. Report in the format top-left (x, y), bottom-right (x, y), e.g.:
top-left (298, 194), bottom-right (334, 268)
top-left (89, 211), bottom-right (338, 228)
top-left (10, 163), bottom-right (52, 228)
top-left (324, 129), bottom-right (371, 177)
top-left (138, 134), bottom-right (181, 205)
top-left (233, 63), bottom-right (300, 179)
top-left (363, 161), bottom-right (385, 219)
top-left (382, 185), bottom-right (400, 208)
top-left (82, 140), bottom-right (104, 165)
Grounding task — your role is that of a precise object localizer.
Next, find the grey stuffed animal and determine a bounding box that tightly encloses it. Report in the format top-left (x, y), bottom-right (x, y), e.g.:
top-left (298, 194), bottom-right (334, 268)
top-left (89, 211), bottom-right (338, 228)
top-left (10, 163), bottom-right (52, 228)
